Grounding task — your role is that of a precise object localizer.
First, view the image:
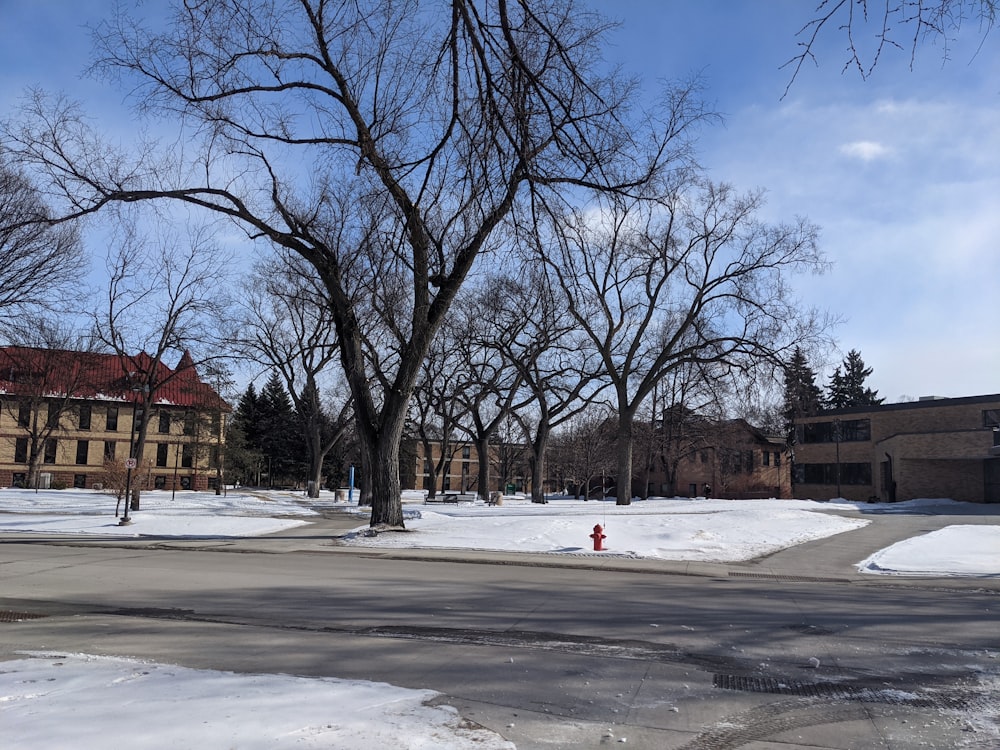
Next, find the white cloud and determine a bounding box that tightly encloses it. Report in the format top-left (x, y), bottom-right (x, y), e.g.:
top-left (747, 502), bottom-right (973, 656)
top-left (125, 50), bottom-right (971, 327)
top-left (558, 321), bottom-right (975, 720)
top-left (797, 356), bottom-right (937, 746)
top-left (839, 140), bottom-right (891, 161)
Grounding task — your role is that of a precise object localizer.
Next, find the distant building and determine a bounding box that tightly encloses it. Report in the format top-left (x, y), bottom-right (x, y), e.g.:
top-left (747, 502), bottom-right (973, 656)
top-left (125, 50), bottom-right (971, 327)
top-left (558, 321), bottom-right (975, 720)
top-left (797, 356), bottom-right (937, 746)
top-left (648, 418), bottom-right (791, 499)
top-left (0, 347), bottom-right (230, 491)
top-left (793, 394), bottom-right (1000, 503)
top-left (401, 437), bottom-right (531, 496)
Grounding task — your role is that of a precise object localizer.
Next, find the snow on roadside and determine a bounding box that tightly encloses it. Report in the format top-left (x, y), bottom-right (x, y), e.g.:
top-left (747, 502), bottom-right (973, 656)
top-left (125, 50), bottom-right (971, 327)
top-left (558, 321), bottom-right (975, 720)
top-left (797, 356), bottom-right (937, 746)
top-left (858, 525), bottom-right (1000, 577)
top-left (0, 652), bottom-right (515, 750)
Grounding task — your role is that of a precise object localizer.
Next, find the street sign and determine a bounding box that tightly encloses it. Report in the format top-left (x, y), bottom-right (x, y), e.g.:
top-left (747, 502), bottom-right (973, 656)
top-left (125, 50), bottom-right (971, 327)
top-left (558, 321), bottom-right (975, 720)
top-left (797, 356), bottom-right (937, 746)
top-left (125, 458), bottom-right (137, 469)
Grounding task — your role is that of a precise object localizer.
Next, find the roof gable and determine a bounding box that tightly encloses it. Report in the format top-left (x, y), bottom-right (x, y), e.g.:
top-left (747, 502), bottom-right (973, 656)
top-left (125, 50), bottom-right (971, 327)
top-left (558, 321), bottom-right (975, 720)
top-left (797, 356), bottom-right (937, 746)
top-left (0, 347), bottom-right (230, 412)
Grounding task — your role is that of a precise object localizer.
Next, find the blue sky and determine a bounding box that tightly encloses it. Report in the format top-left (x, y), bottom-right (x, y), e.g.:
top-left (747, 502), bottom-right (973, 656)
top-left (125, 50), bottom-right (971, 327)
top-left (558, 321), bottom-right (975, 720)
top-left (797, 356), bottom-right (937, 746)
top-left (2, 1), bottom-right (998, 402)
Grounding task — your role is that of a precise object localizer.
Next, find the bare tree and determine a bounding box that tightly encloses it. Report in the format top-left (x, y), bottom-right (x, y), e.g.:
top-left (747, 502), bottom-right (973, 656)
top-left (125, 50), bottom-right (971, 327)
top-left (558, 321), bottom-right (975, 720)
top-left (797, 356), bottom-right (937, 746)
top-left (548, 406), bottom-right (617, 500)
top-left (0, 161), bottom-right (85, 329)
top-left (410, 334), bottom-right (467, 499)
top-left (488, 270), bottom-right (606, 503)
top-left (449, 289), bottom-right (531, 501)
top-left (786, 0), bottom-right (997, 91)
top-left (541, 181), bottom-right (829, 505)
top-left (7, 0), bottom-right (685, 528)
top-left (234, 254), bottom-right (352, 498)
top-left (92, 219), bottom-right (231, 509)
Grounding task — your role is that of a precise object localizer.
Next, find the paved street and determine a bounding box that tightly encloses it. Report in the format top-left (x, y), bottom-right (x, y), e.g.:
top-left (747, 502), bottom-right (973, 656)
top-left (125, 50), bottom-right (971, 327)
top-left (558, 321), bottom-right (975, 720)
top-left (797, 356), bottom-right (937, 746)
top-left (1, 504), bottom-right (998, 749)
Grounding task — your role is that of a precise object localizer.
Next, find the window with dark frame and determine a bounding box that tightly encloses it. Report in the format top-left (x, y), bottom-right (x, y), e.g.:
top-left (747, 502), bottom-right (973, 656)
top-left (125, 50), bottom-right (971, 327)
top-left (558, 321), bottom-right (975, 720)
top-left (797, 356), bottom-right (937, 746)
top-left (159, 411), bottom-right (171, 434)
top-left (104, 441), bottom-right (116, 461)
top-left (43, 438), bottom-right (57, 464)
top-left (18, 402), bottom-right (30, 428)
top-left (14, 438), bottom-right (28, 464)
top-left (78, 403), bottom-right (92, 430)
top-left (156, 443), bottom-right (169, 467)
top-left (181, 444), bottom-right (193, 468)
top-left (76, 440), bottom-right (89, 465)
top-left (106, 405), bottom-right (119, 431)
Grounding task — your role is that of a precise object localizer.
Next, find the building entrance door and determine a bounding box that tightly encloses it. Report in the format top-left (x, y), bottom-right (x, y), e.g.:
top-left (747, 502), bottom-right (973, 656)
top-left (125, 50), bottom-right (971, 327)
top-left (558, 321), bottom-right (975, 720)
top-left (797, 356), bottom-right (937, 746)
top-left (985, 459), bottom-right (1000, 503)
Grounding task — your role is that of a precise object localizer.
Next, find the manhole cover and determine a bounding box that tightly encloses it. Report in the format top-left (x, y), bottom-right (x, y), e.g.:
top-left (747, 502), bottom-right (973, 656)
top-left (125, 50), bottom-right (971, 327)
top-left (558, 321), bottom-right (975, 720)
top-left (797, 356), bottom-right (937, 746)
top-left (0, 610), bottom-right (48, 623)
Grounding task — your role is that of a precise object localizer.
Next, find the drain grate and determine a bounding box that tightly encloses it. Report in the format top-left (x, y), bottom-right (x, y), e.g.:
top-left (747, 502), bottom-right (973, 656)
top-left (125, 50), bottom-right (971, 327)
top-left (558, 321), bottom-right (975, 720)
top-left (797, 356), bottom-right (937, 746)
top-left (728, 572), bottom-right (851, 584)
top-left (0, 610), bottom-right (48, 624)
top-left (713, 672), bottom-right (976, 709)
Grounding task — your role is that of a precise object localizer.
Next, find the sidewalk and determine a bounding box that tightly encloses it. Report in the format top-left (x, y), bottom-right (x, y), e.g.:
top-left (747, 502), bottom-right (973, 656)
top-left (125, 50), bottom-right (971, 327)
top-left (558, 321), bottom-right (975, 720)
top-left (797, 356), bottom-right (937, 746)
top-left (12, 502), bottom-right (995, 590)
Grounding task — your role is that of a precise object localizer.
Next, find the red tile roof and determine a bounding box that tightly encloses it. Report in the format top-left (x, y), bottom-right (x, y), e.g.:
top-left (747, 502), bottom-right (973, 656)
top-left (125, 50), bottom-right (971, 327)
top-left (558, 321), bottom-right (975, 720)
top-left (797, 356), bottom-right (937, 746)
top-left (0, 347), bottom-right (230, 412)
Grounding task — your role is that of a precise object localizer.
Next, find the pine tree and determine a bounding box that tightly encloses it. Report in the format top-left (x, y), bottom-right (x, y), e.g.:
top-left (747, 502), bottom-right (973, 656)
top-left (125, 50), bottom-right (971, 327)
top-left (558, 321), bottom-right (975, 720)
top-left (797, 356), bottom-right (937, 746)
top-left (782, 347), bottom-right (823, 443)
top-left (257, 372), bottom-right (306, 486)
top-left (227, 383), bottom-right (265, 485)
top-left (825, 349), bottom-right (884, 409)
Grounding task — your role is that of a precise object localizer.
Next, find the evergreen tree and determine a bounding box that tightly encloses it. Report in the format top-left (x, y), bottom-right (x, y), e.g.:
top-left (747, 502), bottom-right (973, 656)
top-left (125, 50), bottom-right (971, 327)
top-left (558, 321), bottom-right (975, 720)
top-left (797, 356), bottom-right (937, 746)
top-left (782, 347), bottom-right (823, 442)
top-left (825, 349), bottom-right (884, 409)
top-left (257, 372), bottom-right (306, 486)
top-left (227, 383), bottom-right (265, 485)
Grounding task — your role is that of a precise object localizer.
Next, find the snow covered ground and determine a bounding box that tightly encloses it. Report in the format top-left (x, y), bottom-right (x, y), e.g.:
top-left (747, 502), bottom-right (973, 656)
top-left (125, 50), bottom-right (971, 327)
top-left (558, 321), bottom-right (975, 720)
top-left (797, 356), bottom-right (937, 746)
top-left (1, 487), bottom-right (997, 747)
top-left (1, 487), bottom-right (994, 577)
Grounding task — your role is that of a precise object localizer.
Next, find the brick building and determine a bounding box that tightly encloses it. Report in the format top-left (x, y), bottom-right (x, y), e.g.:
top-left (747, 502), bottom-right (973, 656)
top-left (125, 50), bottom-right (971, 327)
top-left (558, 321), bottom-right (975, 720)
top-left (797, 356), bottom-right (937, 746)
top-left (649, 418), bottom-right (792, 499)
top-left (793, 394), bottom-right (1000, 503)
top-left (401, 437), bottom-right (531, 496)
top-left (0, 347), bottom-right (229, 492)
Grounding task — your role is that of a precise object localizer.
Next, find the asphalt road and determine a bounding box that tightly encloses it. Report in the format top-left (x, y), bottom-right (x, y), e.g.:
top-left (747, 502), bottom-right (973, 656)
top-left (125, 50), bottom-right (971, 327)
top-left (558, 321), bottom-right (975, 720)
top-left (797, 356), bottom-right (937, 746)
top-left (1, 506), bottom-right (998, 749)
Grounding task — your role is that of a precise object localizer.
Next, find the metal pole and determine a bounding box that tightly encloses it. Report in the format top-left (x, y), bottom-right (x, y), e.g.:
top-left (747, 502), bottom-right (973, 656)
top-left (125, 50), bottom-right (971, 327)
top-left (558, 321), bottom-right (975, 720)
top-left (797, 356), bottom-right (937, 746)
top-left (348, 464), bottom-right (355, 504)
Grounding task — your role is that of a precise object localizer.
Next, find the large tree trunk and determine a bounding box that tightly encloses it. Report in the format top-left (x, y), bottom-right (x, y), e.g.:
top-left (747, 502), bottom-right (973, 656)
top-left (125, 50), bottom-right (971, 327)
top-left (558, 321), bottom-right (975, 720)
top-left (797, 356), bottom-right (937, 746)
top-left (475, 436), bottom-right (492, 501)
top-left (616, 411), bottom-right (635, 506)
top-left (306, 428), bottom-right (323, 499)
top-left (354, 406), bottom-right (406, 527)
top-left (529, 423), bottom-right (550, 503)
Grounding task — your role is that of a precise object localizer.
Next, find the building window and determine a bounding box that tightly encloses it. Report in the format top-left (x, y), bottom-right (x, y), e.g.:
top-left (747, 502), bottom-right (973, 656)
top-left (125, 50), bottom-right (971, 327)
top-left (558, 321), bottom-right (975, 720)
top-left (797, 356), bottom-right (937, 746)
top-left (774, 451), bottom-right (781, 467)
top-left (78, 403), bottom-right (92, 430)
top-left (12, 472), bottom-right (26, 488)
top-left (794, 462), bottom-right (873, 486)
top-left (43, 439), bottom-right (57, 464)
top-left (180, 475), bottom-right (192, 490)
top-left (106, 406), bottom-right (119, 431)
top-left (462, 445), bottom-right (471, 459)
top-left (798, 419), bottom-right (871, 444)
top-left (154, 475), bottom-right (167, 489)
top-left (14, 437), bottom-right (28, 464)
top-left (762, 451), bottom-right (770, 467)
top-left (76, 440), bottom-right (89, 465)
top-left (73, 474), bottom-right (87, 489)
top-left (209, 446), bottom-right (220, 469)
top-left (183, 412), bottom-right (195, 436)
top-left (104, 441), bottom-right (116, 461)
top-left (46, 405), bottom-right (61, 429)
top-left (18, 402), bottom-right (31, 428)
top-left (158, 411), bottom-right (171, 434)
top-left (156, 443), bottom-right (169, 467)
top-left (181, 444), bottom-right (194, 469)
top-left (984, 409), bottom-right (1000, 428)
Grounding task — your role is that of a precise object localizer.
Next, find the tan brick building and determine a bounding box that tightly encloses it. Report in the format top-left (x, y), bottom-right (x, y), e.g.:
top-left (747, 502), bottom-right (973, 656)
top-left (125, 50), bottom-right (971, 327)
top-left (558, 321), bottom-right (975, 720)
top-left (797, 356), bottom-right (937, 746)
top-left (649, 418), bottom-right (792, 499)
top-left (793, 394), bottom-right (1000, 503)
top-left (401, 437), bottom-right (531, 496)
top-left (0, 347), bottom-right (229, 492)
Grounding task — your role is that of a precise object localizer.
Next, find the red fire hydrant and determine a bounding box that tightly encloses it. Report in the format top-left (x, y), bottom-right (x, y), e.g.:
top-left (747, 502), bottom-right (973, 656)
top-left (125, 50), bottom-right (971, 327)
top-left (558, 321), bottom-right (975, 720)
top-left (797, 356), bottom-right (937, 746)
top-left (590, 524), bottom-right (606, 551)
